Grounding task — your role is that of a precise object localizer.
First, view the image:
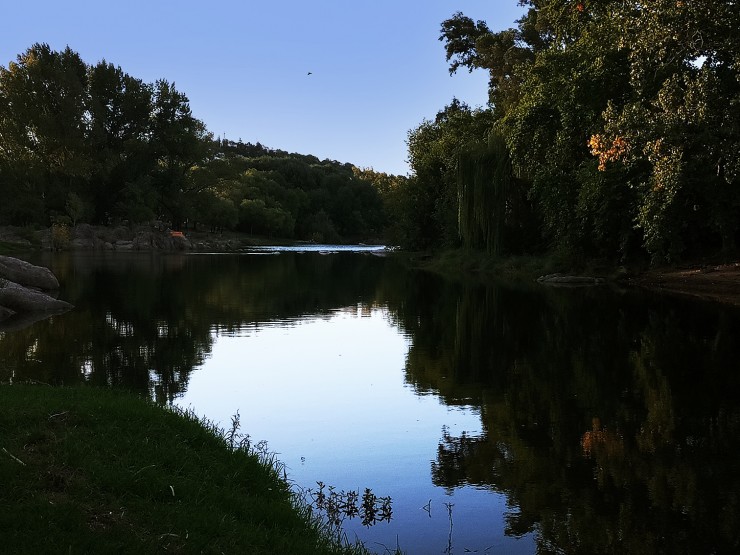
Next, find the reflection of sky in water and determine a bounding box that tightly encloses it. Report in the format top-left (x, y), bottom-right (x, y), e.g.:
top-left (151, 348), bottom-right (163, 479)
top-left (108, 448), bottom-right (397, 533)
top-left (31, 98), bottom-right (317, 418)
top-left (187, 244), bottom-right (390, 256)
top-left (176, 307), bottom-right (535, 554)
top-left (245, 244), bottom-right (389, 253)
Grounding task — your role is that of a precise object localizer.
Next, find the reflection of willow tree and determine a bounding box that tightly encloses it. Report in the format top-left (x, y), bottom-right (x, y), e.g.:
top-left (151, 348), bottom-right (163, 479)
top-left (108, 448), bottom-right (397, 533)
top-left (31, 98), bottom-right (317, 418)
top-left (392, 276), bottom-right (740, 554)
top-left (0, 252), bottom-right (392, 402)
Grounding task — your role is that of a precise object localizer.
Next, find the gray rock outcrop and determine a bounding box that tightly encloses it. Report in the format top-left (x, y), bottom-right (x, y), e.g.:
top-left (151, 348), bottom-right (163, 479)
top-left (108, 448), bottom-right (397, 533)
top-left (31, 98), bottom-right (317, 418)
top-left (0, 279), bottom-right (73, 313)
top-left (0, 256), bottom-right (73, 329)
top-left (0, 255), bottom-right (60, 290)
top-left (70, 223), bottom-right (109, 250)
top-left (2, 223), bottom-right (245, 254)
top-left (62, 225), bottom-right (193, 251)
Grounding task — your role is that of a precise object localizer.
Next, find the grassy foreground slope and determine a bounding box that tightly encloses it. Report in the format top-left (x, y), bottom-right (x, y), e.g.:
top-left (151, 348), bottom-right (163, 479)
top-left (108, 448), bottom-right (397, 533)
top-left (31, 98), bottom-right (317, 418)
top-left (0, 385), bottom-right (362, 555)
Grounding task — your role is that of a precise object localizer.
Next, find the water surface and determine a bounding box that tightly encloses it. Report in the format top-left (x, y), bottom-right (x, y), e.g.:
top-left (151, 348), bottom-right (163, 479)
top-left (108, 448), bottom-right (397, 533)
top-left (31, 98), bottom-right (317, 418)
top-left (1, 250), bottom-right (739, 553)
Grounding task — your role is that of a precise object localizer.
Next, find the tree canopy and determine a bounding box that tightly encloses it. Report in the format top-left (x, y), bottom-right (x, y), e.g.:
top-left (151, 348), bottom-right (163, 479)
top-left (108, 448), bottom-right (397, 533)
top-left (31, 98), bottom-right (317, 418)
top-left (0, 44), bottom-right (394, 244)
top-left (401, 0), bottom-right (740, 263)
top-left (6, 5), bottom-right (738, 260)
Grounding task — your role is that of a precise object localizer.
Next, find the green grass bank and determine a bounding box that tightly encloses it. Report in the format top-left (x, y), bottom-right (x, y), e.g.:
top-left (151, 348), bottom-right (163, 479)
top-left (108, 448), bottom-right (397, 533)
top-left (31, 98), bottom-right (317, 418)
top-left (0, 384), bottom-right (370, 555)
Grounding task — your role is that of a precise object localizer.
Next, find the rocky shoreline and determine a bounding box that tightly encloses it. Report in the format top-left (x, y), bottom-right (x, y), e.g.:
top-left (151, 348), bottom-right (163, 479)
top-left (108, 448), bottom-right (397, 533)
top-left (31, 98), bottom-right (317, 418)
top-left (2, 225), bottom-right (739, 309)
top-left (0, 224), bottom-right (270, 331)
top-left (0, 224), bottom-right (254, 253)
top-left (0, 256), bottom-right (73, 330)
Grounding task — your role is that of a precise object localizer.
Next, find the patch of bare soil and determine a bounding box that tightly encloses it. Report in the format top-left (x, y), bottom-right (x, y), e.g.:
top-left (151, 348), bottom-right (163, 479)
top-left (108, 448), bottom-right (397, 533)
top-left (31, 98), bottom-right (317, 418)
top-left (629, 262), bottom-right (740, 306)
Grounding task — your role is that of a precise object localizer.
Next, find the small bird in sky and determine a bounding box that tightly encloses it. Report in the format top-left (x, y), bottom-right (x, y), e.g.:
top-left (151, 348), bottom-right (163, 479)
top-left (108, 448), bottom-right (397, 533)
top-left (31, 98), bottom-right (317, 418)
top-left (307, 71), bottom-right (312, 75)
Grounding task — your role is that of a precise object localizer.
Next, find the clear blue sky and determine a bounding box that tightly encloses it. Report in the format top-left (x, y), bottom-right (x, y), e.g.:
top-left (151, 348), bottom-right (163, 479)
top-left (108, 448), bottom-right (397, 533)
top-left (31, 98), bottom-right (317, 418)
top-left (1, 1), bottom-right (525, 175)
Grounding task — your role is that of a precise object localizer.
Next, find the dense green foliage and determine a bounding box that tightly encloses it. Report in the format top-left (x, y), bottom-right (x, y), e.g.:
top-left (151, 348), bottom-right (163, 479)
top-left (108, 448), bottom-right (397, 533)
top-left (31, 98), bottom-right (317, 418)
top-left (0, 385), bottom-right (372, 554)
top-left (202, 140), bottom-right (386, 242)
top-left (402, 0), bottom-right (740, 263)
top-left (5, 0), bottom-right (738, 259)
top-left (0, 44), bottom-right (391, 243)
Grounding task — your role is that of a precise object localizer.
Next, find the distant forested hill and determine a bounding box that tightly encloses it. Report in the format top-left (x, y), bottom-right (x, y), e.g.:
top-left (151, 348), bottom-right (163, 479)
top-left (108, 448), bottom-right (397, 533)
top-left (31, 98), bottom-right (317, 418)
top-left (0, 44), bottom-right (402, 243)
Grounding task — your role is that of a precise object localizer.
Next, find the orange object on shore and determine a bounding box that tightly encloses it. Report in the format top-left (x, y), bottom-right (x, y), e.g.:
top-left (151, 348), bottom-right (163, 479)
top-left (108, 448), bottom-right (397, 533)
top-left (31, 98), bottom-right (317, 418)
top-left (170, 231), bottom-right (185, 238)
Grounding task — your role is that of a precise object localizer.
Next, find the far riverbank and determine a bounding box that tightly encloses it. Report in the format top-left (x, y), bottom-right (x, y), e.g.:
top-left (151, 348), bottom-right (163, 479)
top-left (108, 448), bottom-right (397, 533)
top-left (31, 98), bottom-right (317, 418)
top-left (3, 224), bottom-right (739, 308)
top-left (405, 248), bottom-right (740, 308)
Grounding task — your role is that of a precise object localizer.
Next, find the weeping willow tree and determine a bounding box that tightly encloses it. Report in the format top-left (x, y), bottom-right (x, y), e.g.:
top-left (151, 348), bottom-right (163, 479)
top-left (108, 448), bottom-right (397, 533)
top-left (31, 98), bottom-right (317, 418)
top-left (458, 131), bottom-right (513, 255)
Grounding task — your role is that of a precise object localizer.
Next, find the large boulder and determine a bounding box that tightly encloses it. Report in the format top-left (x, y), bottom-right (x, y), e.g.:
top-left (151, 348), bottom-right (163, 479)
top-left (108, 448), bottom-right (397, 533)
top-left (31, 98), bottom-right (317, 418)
top-left (132, 230), bottom-right (192, 250)
top-left (71, 223), bottom-right (106, 250)
top-left (0, 279), bottom-right (73, 312)
top-left (133, 230), bottom-right (165, 250)
top-left (0, 255), bottom-right (60, 290)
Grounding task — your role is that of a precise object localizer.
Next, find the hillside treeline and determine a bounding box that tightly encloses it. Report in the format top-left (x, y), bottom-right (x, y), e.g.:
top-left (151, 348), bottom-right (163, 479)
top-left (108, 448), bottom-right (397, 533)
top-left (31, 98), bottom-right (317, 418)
top-left (5, 0), bottom-right (739, 263)
top-left (400, 0), bottom-right (740, 263)
top-left (0, 44), bottom-right (388, 242)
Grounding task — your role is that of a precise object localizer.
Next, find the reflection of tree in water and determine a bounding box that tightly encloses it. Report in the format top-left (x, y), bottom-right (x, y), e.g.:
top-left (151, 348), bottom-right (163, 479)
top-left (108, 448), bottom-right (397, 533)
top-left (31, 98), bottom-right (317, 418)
top-left (391, 277), bottom-right (740, 553)
top-left (3, 252), bottom-right (740, 551)
top-left (0, 252), bottom-right (391, 403)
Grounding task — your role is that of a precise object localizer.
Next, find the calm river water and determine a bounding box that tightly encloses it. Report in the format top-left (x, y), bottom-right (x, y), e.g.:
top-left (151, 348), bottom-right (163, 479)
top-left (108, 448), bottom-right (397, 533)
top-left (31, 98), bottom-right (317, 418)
top-left (2, 249), bottom-right (740, 554)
